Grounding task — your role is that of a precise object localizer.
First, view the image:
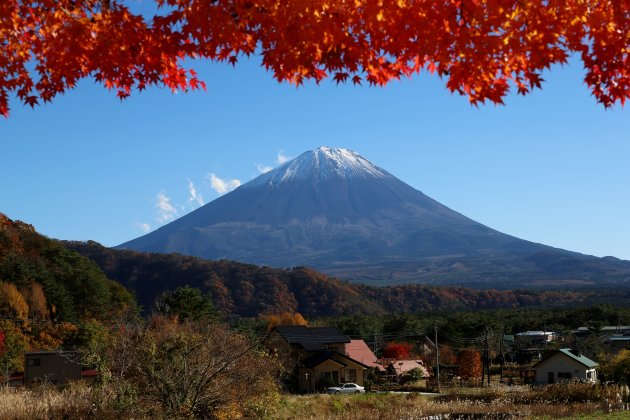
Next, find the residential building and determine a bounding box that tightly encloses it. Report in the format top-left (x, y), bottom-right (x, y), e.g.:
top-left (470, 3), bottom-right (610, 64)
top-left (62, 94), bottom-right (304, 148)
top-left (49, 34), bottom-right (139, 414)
top-left (25, 351), bottom-right (82, 386)
top-left (533, 348), bottom-right (598, 385)
top-left (266, 325), bottom-right (369, 393)
top-left (387, 359), bottom-right (429, 383)
top-left (344, 339), bottom-right (384, 372)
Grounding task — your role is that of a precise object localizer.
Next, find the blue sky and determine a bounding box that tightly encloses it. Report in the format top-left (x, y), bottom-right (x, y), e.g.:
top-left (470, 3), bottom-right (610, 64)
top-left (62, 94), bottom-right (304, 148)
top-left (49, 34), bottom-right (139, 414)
top-left (1, 55), bottom-right (629, 260)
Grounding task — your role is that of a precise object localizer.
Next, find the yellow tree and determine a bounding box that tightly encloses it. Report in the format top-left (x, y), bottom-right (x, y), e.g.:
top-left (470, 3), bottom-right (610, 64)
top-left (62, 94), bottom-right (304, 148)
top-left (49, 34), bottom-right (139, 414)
top-left (265, 312), bottom-right (308, 331)
top-left (20, 282), bottom-right (49, 320)
top-left (0, 282), bottom-right (29, 321)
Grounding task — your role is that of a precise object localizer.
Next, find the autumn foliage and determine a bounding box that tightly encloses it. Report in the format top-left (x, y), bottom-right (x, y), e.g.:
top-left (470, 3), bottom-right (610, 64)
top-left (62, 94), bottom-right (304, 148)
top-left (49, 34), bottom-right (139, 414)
top-left (457, 348), bottom-right (483, 379)
top-left (1, 0), bottom-right (628, 117)
top-left (264, 312), bottom-right (308, 331)
top-left (383, 341), bottom-right (413, 359)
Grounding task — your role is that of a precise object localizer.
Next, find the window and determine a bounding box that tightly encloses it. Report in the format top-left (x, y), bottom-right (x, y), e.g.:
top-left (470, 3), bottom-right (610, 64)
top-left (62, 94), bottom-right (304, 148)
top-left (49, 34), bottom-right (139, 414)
top-left (27, 359), bottom-right (41, 367)
top-left (344, 369), bottom-right (357, 383)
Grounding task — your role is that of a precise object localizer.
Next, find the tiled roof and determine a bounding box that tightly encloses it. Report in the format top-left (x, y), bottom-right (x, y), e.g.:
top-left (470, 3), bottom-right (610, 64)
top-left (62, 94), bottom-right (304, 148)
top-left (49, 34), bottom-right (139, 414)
top-left (274, 325), bottom-right (350, 351)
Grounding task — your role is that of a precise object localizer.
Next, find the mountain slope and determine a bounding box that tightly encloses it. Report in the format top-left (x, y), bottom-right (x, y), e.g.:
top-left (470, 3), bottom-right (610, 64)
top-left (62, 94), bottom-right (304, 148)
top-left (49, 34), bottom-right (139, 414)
top-left (118, 147), bottom-right (630, 286)
top-left (0, 213), bottom-right (135, 322)
top-left (68, 241), bottom-right (629, 318)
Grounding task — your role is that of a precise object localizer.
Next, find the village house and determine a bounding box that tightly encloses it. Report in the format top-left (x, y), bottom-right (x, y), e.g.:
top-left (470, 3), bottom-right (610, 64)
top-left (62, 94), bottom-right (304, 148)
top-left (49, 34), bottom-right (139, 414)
top-left (515, 330), bottom-right (558, 349)
top-left (572, 325), bottom-right (630, 337)
top-left (601, 334), bottom-right (630, 353)
top-left (386, 359), bottom-right (430, 384)
top-left (515, 330), bottom-right (559, 363)
top-left (266, 325), bottom-right (370, 393)
top-left (533, 348), bottom-right (598, 385)
top-left (345, 339), bottom-right (385, 372)
top-left (25, 351), bottom-right (82, 385)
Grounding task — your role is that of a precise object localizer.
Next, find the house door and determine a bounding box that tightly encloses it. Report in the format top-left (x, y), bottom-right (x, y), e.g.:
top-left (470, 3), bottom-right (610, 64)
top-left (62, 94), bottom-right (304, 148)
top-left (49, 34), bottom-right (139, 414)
top-left (547, 372), bottom-right (554, 384)
top-left (332, 371), bottom-right (339, 385)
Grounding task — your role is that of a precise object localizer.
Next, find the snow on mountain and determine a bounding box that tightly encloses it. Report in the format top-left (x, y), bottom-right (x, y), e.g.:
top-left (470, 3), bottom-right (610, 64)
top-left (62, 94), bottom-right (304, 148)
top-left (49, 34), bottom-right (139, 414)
top-left (118, 146), bottom-right (625, 287)
top-left (245, 147), bottom-right (390, 188)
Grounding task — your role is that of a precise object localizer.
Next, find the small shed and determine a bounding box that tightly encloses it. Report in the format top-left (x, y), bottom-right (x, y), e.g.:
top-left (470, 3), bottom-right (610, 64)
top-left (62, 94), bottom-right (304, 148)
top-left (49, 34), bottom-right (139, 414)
top-left (533, 348), bottom-right (598, 385)
top-left (25, 351), bottom-right (82, 386)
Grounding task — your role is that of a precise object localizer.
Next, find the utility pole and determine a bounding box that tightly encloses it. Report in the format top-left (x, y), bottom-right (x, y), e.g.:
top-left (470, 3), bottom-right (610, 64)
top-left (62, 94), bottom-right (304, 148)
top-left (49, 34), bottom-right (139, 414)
top-left (373, 328), bottom-right (377, 353)
top-left (499, 324), bottom-right (505, 381)
top-left (434, 323), bottom-right (440, 393)
top-left (484, 327), bottom-right (491, 387)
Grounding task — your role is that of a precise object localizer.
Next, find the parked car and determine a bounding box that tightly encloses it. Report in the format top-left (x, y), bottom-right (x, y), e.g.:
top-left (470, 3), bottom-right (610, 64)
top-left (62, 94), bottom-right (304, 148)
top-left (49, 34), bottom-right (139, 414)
top-left (326, 383), bottom-right (366, 394)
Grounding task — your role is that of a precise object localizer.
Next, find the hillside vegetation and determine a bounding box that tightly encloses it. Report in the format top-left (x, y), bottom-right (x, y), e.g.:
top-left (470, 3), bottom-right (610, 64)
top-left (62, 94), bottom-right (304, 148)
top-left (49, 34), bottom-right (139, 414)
top-left (65, 241), bottom-right (628, 319)
top-left (0, 213), bottom-right (134, 323)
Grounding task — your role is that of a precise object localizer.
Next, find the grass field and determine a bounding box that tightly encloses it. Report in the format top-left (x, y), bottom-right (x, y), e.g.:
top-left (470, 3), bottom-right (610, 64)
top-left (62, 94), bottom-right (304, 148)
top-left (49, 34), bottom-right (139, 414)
top-left (1, 382), bottom-right (630, 419)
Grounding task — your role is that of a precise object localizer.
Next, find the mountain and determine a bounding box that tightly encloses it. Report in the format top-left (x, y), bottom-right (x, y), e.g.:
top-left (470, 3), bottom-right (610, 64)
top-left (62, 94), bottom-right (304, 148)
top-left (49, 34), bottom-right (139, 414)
top-left (67, 241), bottom-right (630, 318)
top-left (118, 147), bottom-right (630, 287)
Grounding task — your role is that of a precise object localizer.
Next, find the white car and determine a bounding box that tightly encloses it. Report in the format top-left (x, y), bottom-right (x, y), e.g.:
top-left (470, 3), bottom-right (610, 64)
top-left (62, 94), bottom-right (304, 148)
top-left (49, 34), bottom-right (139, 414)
top-left (326, 383), bottom-right (366, 394)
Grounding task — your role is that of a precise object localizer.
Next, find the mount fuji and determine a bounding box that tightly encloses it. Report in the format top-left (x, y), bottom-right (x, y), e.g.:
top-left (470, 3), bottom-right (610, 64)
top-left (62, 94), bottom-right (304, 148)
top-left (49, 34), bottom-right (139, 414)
top-left (118, 147), bottom-right (630, 287)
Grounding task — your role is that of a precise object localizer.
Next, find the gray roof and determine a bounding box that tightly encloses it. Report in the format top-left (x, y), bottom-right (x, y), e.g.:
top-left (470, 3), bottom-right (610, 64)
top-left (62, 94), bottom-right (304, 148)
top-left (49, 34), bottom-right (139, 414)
top-left (274, 325), bottom-right (350, 351)
top-left (516, 331), bottom-right (555, 336)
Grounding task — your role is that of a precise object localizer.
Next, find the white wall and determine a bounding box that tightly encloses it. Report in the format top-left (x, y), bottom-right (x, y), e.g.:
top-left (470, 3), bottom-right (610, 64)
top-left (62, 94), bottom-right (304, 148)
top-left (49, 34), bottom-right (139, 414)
top-left (535, 353), bottom-right (597, 384)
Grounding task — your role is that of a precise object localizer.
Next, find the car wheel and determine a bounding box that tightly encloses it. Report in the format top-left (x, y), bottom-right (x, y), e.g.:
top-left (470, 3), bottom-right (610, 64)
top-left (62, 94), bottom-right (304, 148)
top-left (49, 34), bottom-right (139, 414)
top-left (335, 391), bottom-right (340, 395)
top-left (355, 390), bottom-right (360, 394)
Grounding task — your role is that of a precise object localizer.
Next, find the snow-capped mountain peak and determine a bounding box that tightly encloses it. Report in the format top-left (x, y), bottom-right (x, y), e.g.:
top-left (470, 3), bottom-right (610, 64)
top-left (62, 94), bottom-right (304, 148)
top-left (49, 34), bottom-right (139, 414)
top-left (247, 147), bottom-right (390, 188)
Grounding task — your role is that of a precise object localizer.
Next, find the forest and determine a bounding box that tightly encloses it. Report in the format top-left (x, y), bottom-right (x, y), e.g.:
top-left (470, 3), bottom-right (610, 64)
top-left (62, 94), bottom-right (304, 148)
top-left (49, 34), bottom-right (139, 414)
top-left (66, 239), bottom-right (630, 320)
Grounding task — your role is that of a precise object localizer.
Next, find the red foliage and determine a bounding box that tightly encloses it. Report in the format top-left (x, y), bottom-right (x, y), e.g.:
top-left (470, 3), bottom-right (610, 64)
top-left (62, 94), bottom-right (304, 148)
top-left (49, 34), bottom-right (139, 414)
top-left (383, 341), bottom-right (413, 359)
top-left (457, 348), bottom-right (483, 379)
top-left (1, 0), bottom-right (628, 116)
top-left (0, 329), bottom-right (5, 356)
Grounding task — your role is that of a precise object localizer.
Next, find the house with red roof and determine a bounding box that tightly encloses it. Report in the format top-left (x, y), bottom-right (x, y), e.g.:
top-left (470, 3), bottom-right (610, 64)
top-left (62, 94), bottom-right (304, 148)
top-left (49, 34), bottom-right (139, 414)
top-left (387, 359), bottom-right (430, 383)
top-left (345, 339), bottom-right (385, 372)
top-left (266, 325), bottom-right (370, 393)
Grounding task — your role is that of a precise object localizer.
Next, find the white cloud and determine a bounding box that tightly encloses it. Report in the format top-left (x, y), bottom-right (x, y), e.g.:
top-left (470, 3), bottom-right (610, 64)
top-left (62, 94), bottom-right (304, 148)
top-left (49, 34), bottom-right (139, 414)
top-left (277, 150), bottom-right (290, 164)
top-left (135, 222), bottom-right (151, 233)
top-left (187, 179), bottom-right (205, 208)
top-left (155, 190), bottom-right (178, 223)
top-left (256, 163), bottom-right (273, 174)
top-left (208, 173), bottom-right (241, 195)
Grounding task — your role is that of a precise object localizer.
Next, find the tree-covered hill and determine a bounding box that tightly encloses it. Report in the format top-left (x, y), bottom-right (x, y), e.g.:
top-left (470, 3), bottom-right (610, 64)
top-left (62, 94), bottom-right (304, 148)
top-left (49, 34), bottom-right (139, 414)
top-left (0, 213), bottom-right (135, 323)
top-left (65, 240), bottom-right (628, 319)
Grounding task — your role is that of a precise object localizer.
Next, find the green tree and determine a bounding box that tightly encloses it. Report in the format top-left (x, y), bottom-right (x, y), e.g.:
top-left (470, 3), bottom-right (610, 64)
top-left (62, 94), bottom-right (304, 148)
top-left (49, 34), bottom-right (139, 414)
top-left (0, 321), bottom-right (28, 385)
top-left (607, 350), bottom-right (630, 384)
top-left (155, 286), bottom-right (219, 322)
top-left (402, 367), bottom-right (425, 385)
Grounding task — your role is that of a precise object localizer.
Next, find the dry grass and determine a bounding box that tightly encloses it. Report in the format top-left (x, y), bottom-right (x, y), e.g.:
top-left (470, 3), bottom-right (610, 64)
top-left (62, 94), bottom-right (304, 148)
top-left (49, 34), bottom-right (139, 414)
top-left (273, 384), bottom-right (630, 420)
top-left (0, 384), bottom-right (97, 420)
top-left (1, 382), bottom-right (629, 419)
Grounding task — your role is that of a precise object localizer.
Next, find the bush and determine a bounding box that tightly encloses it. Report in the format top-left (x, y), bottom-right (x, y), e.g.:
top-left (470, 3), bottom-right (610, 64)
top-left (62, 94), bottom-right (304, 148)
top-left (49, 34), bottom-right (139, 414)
top-left (107, 315), bottom-right (282, 418)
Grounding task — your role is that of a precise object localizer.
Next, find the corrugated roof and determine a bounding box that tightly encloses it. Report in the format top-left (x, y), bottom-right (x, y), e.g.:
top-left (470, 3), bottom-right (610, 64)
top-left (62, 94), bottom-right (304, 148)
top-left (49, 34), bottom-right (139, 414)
top-left (607, 336), bottom-right (630, 341)
top-left (534, 348), bottom-right (598, 369)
